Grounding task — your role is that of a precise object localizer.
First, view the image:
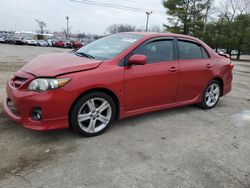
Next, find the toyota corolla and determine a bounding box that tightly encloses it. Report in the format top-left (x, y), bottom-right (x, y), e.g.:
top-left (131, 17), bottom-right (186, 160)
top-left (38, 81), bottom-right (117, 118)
top-left (3, 32), bottom-right (234, 136)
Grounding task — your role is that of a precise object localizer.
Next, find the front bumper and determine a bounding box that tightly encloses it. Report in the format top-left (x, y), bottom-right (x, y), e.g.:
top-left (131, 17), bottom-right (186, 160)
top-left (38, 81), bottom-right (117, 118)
top-left (2, 79), bottom-right (70, 131)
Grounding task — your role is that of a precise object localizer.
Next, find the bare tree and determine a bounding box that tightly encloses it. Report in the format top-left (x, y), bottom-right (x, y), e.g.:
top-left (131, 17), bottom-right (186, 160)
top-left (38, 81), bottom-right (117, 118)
top-left (35, 19), bottom-right (46, 36)
top-left (247, 0), bottom-right (250, 13)
top-left (238, 0), bottom-right (250, 14)
top-left (218, 0), bottom-right (236, 21)
top-left (218, 0), bottom-right (250, 21)
top-left (148, 25), bottom-right (163, 32)
top-left (106, 24), bottom-right (136, 34)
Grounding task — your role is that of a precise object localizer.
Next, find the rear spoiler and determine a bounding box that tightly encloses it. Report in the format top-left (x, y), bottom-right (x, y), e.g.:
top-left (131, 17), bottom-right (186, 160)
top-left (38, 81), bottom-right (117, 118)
top-left (217, 52), bottom-right (230, 58)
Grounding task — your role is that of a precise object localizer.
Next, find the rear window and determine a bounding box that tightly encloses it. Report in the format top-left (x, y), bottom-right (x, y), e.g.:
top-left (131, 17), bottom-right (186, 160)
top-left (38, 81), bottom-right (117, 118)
top-left (178, 40), bottom-right (209, 59)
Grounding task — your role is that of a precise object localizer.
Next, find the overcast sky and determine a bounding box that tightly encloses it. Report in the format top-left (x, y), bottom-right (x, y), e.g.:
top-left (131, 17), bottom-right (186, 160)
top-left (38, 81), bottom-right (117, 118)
top-left (0, 0), bottom-right (171, 34)
top-left (1, 0), bottom-right (223, 35)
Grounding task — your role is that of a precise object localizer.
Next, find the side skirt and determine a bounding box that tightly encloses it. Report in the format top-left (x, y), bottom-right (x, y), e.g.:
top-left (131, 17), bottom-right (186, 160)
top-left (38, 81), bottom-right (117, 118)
top-left (119, 94), bottom-right (201, 119)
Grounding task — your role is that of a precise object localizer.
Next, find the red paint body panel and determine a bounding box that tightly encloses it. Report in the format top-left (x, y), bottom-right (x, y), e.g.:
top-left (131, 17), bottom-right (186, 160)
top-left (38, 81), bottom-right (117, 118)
top-left (176, 58), bottom-right (214, 102)
top-left (2, 33), bottom-right (233, 131)
top-left (124, 60), bottom-right (179, 111)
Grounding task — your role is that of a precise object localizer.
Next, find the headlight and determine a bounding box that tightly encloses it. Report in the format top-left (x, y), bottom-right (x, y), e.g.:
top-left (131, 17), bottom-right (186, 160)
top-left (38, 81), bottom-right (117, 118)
top-left (28, 78), bottom-right (71, 92)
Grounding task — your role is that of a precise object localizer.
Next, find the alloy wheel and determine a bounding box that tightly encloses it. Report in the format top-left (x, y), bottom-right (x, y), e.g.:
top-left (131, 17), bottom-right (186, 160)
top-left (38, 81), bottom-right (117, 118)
top-left (205, 83), bottom-right (220, 107)
top-left (77, 97), bottom-right (112, 133)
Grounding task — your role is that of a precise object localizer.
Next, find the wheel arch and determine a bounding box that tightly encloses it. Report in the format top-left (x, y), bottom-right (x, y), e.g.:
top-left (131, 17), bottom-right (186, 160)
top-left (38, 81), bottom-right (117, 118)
top-left (68, 88), bottom-right (120, 126)
top-left (212, 77), bottom-right (224, 96)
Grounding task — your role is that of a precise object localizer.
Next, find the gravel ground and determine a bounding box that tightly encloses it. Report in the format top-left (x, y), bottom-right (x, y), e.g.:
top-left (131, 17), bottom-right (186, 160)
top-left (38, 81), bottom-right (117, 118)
top-left (0, 44), bottom-right (250, 188)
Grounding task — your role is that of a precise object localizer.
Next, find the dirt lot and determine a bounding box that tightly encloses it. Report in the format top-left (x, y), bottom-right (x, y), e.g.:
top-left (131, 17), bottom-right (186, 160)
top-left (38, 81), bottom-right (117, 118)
top-left (0, 44), bottom-right (249, 188)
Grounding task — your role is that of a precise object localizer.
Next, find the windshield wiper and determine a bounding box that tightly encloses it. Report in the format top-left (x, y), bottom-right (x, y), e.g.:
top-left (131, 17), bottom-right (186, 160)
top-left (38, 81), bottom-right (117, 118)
top-left (75, 51), bottom-right (95, 59)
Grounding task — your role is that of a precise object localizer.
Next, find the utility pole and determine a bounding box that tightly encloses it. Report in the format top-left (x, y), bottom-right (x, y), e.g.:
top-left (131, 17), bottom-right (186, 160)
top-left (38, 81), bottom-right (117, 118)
top-left (66, 16), bottom-right (69, 39)
top-left (145, 11), bottom-right (152, 32)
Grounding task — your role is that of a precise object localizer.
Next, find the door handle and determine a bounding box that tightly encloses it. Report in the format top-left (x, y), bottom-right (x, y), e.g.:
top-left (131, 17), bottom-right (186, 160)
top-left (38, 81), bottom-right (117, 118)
top-left (168, 67), bottom-right (178, 72)
top-left (205, 63), bottom-right (212, 68)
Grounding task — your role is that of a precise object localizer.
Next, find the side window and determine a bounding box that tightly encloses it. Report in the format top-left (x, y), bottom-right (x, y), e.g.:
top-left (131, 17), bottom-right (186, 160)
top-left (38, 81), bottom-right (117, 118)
top-left (178, 40), bottom-right (203, 59)
top-left (133, 40), bottom-right (175, 63)
top-left (201, 47), bottom-right (209, 58)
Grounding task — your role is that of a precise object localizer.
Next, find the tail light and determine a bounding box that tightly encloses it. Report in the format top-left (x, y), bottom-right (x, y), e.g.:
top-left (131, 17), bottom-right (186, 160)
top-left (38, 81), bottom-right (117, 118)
top-left (229, 61), bottom-right (234, 69)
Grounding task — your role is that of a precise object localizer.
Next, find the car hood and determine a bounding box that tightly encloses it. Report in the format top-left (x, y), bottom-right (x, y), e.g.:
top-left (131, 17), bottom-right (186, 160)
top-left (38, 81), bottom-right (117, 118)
top-left (21, 53), bottom-right (103, 77)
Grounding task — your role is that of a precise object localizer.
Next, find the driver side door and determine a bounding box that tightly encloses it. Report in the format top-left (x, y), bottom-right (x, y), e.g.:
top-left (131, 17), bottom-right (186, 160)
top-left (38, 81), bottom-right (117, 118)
top-left (124, 39), bottom-right (179, 111)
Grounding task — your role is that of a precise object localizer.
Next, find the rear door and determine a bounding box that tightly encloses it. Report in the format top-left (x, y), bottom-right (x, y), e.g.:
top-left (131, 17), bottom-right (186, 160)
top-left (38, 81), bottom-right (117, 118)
top-left (124, 38), bottom-right (179, 111)
top-left (176, 39), bottom-right (214, 102)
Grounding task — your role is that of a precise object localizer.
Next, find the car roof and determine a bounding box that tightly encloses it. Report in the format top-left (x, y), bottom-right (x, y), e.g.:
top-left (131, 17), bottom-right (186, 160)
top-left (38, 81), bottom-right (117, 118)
top-left (121, 32), bottom-right (199, 41)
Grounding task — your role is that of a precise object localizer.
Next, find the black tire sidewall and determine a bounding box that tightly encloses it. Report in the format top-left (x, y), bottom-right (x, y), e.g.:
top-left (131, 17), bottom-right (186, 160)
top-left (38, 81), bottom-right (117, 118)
top-left (201, 80), bottom-right (221, 109)
top-left (70, 92), bottom-right (116, 137)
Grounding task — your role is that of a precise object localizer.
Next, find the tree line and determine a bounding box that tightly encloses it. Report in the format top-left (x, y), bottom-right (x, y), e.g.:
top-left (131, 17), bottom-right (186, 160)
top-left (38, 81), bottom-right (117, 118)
top-left (106, 24), bottom-right (163, 34)
top-left (163, 0), bottom-right (250, 59)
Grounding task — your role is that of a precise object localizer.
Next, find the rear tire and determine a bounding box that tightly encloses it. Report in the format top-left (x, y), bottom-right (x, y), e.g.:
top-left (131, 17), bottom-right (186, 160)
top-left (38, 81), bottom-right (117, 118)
top-left (70, 92), bottom-right (116, 137)
top-left (200, 80), bottom-right (221, 109)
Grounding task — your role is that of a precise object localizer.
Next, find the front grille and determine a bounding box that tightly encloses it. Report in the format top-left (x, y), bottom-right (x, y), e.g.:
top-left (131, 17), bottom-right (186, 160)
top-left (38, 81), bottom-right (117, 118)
top-left (11, 76), bottom-right (28, 89)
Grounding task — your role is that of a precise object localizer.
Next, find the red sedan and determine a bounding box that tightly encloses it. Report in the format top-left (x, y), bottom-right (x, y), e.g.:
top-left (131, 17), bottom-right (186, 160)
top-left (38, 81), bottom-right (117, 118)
top-left (54, 40), bottom-right (65, 48)
top-left (3, 32), bottom-right (234, 136)
top-left (71, 41), bottom-right (84, 50)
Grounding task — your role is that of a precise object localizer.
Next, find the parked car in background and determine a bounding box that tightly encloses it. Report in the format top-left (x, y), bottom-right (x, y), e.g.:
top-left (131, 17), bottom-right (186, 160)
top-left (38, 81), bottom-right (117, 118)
top-left (214, 48), bottom-right (227, 54)
top-left (55, 40), bottom-right (65, 48)
top-left (12, 36), bottom-right (24, 45)
top-left (8, 36), bottom-right (15, 44)
top-left (23, 38), bottom-right (37, 46)
top-left (4, 35), bottom-right (13, 44)
top-left (71, 41), bottom-right (84, 50)
top-left (27, 39), bottom-right (37, 46)
top-left (0, 35), bottom-right (6, 43)
top-left (36, 40), bottom-right (48, 47)
top-left (3, 33), bottom-right (234, 137)
top-left (47, 39), bottom-right (54, 47)
top-left (231, 50), bottom-right (240, 55)
top-left (65, 41), bottom-right (72, 48)
top-left (23, 37), bottom-right (33, 45)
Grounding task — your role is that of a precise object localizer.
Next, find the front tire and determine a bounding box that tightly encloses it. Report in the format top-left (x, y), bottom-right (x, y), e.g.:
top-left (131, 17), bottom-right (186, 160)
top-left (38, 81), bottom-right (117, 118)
top-left (70, 92), bottom-right (116, 137)
top-left (200, 80), bottom-right (221, 109)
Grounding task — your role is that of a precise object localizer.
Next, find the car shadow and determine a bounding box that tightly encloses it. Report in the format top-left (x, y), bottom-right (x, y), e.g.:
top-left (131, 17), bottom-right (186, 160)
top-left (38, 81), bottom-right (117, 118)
top-left (0, 103), bottom-right (220, 140)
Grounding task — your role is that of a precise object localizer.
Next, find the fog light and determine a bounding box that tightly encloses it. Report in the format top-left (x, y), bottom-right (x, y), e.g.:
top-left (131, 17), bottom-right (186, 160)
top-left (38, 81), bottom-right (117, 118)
top-left (32, 108), bottom-right (42, 121)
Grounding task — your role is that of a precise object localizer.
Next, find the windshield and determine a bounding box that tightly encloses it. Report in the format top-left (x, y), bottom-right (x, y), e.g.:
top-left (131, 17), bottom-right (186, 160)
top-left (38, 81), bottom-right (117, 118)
top-left (77, 34), bottom-right (144, 60)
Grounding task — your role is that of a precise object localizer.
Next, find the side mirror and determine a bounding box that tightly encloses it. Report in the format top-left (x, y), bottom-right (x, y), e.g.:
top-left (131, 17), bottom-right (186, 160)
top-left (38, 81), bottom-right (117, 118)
top-left (128, 54), bottom-right (147, 66)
